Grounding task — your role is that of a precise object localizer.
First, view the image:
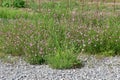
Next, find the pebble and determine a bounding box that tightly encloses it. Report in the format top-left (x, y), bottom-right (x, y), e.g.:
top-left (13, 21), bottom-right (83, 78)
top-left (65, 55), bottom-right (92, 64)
top-left (0, 56), bottom-right (120, 80)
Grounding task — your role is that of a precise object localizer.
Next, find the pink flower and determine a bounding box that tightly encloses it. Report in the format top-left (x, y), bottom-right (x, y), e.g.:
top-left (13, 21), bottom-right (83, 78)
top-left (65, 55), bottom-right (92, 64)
top-left (30, 43), bottom-right (33, 47)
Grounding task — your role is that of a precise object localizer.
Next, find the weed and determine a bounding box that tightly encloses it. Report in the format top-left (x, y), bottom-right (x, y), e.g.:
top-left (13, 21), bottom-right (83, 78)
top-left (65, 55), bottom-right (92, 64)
top-left (46, 49), bottom-right (81, 69)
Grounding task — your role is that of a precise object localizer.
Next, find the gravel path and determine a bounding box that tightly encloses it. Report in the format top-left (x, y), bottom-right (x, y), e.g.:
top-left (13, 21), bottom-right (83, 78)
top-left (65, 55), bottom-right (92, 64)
top-left (0, 55), bottom-right (120, 80)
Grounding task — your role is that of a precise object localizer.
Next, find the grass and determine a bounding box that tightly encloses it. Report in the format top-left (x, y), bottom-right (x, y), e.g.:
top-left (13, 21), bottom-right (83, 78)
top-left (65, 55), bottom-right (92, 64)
top-left (46, 48), bottom-right (82, 69)
top-left (0, 0), bottom-right (120, 69)
top-left (0, 7), bottom-right (43, 20)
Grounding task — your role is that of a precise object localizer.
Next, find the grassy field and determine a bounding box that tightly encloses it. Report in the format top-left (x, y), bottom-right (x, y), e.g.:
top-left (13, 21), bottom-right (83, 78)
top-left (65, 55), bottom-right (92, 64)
top-left (0, 0), bottom-right (120, 69)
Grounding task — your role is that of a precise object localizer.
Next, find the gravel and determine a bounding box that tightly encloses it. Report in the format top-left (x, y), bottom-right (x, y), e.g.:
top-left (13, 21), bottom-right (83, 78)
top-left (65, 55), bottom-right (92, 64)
top-left (0, 55), bottom-right (120, 80)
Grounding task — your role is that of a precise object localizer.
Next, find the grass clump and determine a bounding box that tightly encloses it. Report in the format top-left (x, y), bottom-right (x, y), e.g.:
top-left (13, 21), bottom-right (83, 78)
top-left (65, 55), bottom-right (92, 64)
top-left (26, 54), bottom-right (45, 65)
top-left (13, 0), bottom-right (25, 8)
top-left (1, 0), bottom-right (26, 8)
top-left (1, 0), bottom-right (12, 7)
top-left (46, 49), bottom-right (81, 69)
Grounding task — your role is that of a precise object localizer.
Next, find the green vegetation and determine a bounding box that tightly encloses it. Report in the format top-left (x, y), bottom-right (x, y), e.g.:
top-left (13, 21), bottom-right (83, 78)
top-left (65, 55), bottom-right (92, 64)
top-left (0, 0), bottom-right (26, 8)
top-left (0, 0), bottom-right (120, 69)
top-left (46, 48), bottom-right (81, 69)
top-left (0, 7), bottom-right (28, 19)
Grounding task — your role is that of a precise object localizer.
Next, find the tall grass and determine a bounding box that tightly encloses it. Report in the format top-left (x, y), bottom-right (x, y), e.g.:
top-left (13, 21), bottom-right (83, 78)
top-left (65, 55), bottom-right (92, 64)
top-left (0, 0), bottom-right (120, 69)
